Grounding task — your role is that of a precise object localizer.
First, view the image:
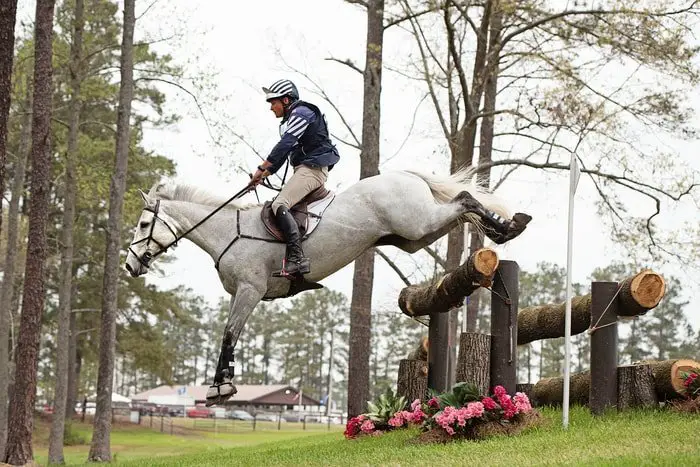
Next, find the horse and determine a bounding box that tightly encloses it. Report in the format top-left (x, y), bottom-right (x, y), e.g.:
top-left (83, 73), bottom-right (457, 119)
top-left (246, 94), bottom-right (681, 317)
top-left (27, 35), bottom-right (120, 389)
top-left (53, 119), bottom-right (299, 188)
top-left (124, 168), bottom-right (531, 406)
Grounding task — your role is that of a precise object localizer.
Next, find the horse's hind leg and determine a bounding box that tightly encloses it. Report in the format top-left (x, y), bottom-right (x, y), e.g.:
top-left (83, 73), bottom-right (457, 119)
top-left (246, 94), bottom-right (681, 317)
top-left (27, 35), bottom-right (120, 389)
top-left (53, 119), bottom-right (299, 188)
top-left (206, 283), bottom-right (265, 407)
top-left (385, 191), bottom-right (531, 253)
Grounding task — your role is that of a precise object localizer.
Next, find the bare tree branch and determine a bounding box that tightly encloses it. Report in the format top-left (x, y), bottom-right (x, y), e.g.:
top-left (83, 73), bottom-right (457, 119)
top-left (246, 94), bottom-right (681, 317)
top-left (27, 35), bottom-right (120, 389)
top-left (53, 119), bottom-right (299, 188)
top-left (325, 57), bottom-right (363, 75)
top-left (374, 248), bottom-right (411, 286)
top-left (345, 0), bottom-right (368, 8)
top-left (422, 245), bottom-right (447, 270)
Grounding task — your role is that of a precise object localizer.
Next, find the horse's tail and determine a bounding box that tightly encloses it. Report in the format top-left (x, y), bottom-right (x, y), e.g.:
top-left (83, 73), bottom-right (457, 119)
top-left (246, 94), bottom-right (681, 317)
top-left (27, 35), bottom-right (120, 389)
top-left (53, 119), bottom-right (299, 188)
top-left (407, 167), bottom-right (512, 231)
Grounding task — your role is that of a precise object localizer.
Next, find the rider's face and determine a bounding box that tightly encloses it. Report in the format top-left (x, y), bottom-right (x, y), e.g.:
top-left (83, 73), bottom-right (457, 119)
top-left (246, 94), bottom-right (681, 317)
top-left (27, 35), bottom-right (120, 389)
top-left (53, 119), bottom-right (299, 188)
top-left (269, 97), bottom-right (288, 118)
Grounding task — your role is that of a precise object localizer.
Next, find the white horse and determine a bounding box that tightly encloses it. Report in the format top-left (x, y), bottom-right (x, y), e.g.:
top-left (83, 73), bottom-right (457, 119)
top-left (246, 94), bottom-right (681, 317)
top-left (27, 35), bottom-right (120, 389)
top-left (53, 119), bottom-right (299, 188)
top-left (124, 169), bottom-right (531, 406)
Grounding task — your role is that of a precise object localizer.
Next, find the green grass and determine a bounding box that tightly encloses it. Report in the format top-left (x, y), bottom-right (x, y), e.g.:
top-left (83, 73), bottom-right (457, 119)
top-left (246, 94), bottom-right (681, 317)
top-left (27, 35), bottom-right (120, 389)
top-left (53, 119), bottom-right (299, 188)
top-left (33, 406), bottom-right (700, 466)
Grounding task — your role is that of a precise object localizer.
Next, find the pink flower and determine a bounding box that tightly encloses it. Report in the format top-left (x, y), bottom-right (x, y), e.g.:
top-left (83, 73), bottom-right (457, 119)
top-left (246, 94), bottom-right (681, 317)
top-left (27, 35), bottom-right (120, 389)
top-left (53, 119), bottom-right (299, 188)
top-left (388, 416), bottom-right (404, 427)
top-left (482, 397), bottom-right (497, 410)
top-left (411, 399), bottom-right (422, 411)
top-left (444, 425), bottom-right (455, 436)
top-left (410, 407), bottom-right (426, 423)
top-left (496, 393), bottom-right (518, 419)
top-left (493, 385), bottom-right (507, 397)
top-left (466, 401), bottom-right (485, 419)
top-left (513, 392), bottom-right (532, 413)
top-left (360, 419), bottom-right (375, 433)
top-left (428, 397), bottom-right (440, 409)
top-left (684, 373), bottom-right (698, 388)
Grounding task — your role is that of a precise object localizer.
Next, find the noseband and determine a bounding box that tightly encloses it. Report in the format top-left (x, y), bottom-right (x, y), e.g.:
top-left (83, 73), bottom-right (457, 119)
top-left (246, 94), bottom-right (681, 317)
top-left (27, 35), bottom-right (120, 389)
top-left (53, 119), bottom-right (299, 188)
top-left (128, 199), bottom-right (178, 269)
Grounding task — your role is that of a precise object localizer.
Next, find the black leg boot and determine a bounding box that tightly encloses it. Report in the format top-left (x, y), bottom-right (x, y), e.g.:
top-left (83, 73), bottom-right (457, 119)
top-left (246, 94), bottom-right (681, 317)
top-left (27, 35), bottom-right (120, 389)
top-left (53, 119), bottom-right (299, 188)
top-left (272, 207), bottom-right (311, 279)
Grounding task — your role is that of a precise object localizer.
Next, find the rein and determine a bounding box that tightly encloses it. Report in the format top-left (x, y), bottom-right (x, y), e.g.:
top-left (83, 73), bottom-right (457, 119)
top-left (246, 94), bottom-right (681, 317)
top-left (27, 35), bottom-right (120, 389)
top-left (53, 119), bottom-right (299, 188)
top-left (128, 185), bottom-right (253, 268)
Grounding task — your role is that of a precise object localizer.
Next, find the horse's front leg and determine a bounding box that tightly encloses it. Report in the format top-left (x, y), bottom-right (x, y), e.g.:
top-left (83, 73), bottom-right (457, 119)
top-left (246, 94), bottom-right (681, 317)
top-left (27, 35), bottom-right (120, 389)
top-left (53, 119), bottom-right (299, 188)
top-left (206, 283), bottom-right (265, 407)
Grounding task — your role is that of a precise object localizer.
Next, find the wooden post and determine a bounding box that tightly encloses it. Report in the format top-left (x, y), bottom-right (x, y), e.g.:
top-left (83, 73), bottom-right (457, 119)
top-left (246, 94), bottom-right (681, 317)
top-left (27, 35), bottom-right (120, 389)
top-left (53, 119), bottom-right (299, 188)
top-left (489, 260), bottom-right (519, 394)
top-left (589, 281), bottom-right (619, 415)
top-left (455, 332), bottom-right (491, 395)
top-left (428, 315), bottom-right (449, 393)
top-left (397, 359), bottom-right (428, 403)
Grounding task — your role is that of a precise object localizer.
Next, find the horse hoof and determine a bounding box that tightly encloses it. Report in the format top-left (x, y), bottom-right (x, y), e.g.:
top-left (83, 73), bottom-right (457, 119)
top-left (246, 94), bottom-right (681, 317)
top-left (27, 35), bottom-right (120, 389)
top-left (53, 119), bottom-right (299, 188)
top-left (205, 382), bottom-right (237, 407)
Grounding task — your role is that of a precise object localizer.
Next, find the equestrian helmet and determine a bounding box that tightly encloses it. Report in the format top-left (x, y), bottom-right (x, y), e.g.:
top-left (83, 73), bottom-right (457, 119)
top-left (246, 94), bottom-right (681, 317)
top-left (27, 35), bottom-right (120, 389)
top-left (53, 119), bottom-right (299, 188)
top-left (262, 79), bottom-right (299, 102)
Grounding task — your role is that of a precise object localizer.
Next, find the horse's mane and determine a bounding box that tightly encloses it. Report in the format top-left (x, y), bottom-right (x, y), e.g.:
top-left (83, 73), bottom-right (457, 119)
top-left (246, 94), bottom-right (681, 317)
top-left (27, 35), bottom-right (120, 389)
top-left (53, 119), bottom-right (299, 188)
top-left (148, 179), bottom-right (260, 211)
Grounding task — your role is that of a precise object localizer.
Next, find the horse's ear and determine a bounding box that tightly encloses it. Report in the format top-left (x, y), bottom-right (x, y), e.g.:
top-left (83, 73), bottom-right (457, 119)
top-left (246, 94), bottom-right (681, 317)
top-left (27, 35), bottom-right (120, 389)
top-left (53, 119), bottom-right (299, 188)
top-left (138, 189), bottom-right (151, 205)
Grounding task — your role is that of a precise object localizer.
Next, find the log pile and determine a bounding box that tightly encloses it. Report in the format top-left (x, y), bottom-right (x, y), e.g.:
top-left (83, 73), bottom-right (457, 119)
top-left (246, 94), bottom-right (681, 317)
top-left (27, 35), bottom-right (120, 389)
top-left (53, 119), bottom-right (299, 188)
top-left (530, 359), bottom-right (699, 408)
top-left (517, 270), bottom-right (666, 345)
top-left (398, 248), bottom-right (499, 317)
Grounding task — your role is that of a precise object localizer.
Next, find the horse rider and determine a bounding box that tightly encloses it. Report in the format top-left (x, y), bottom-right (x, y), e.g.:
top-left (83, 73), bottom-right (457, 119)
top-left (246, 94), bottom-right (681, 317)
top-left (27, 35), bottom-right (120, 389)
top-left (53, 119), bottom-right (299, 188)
top-left (249, 79), bottom-right (340, 279)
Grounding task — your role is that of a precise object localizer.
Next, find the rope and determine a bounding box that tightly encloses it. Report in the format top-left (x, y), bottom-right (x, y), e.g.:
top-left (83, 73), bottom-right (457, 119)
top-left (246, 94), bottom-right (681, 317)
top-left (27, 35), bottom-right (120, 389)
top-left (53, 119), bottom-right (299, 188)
top-left (587, 285), bottom-right (622, 335)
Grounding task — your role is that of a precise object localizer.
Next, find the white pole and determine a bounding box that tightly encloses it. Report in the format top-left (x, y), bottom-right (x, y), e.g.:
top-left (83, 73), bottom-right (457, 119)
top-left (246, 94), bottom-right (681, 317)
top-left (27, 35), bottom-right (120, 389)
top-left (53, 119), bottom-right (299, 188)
top-left (563, 153), bottom-right (580, 429)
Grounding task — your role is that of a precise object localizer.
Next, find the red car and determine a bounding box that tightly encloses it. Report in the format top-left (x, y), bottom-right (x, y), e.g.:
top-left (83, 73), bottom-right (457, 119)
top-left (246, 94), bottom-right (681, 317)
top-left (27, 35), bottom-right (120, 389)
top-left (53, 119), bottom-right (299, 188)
top-left (186, 405), bottom-right (212, 418)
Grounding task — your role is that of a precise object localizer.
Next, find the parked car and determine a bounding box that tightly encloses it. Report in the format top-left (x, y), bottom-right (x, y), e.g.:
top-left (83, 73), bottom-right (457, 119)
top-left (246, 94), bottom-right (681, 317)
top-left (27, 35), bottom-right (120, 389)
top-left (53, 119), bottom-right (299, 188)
top-left (255, 413), bottom-right (285, 423)
top-left (228, 409), bottom-right (254, 421)
top-left (186, 405), bottom-right (212, 418)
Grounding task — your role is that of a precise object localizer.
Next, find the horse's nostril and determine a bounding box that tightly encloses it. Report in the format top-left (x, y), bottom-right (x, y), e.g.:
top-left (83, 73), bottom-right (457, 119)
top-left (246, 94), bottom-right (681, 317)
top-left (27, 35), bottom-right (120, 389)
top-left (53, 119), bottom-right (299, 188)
top-left (125, 263), bottom-right (134, 275)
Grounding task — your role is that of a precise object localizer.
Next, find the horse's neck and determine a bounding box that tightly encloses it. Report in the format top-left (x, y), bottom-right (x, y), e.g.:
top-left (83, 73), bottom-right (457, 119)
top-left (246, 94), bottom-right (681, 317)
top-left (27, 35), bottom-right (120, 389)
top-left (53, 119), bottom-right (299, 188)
top-left (161, 200), bottom-right (244, 260)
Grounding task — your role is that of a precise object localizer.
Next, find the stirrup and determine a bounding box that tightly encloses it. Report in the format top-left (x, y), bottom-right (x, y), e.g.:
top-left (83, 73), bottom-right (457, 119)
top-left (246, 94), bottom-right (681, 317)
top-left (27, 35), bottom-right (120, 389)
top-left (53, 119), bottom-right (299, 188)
top-left (205, 381), bottom-right (237, 407)
top-left (272, 258), bottom-right (310, 279)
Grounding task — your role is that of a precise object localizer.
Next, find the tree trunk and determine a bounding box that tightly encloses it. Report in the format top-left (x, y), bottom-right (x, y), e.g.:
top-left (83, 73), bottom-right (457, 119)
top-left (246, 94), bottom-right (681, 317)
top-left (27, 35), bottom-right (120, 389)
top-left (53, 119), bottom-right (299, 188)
top-left (396, 360), bottom-right (428, 404)
top-left (398, 248), bottom-right (498, 317)
top-left (517, 270), bottom-right (666, 345)
top-left (467, 0), bottom-right (503, 330)
top-left (49, 0), bottom-right (83, 461)
top-left (88, 0), bottom-right (135, 461)
top-left (3, 0), bottom-right (56, 464)
top-left (0, 0), bottom-right (18, 237)
top-left (347, 0), bottom-right (384, 419)
top-left (0, 67), bottom-right (30, 462)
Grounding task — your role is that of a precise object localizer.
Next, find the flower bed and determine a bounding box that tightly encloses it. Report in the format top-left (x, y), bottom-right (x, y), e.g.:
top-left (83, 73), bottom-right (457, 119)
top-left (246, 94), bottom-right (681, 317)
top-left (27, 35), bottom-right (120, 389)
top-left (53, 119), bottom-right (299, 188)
top-left (670, 368), bottom-right (700, 414)
top-left (344, 383), bottom-right (541, 443)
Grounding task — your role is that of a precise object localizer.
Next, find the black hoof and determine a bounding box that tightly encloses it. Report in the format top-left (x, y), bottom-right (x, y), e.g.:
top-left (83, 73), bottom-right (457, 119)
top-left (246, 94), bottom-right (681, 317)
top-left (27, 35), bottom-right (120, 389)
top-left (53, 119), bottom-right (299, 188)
top-left (485, 212), bottom-right (532, 244)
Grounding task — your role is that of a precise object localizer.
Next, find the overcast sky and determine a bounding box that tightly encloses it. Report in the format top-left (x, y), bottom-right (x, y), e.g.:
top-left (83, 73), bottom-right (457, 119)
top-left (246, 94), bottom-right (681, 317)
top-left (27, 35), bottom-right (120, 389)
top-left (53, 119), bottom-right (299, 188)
top-left (14, 0), bottom-right (700, 333)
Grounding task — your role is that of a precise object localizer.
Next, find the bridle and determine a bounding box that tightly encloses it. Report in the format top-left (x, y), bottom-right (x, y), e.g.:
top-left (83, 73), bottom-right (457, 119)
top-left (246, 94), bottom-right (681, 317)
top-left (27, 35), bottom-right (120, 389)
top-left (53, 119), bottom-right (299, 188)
top-left (128, 184), bottom-right (255, 270)
top-left (128, 199), bottom-right (179, 269)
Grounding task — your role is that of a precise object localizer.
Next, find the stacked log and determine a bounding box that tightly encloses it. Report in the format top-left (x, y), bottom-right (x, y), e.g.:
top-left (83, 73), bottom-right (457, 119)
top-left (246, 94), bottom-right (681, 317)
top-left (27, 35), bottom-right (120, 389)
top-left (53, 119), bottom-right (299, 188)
top-left (531, 359), bottom-right (699, 408)
top-left (517, 270), bottom-right (666, 345)
top-left (398, 248), bottom-right (499, 317)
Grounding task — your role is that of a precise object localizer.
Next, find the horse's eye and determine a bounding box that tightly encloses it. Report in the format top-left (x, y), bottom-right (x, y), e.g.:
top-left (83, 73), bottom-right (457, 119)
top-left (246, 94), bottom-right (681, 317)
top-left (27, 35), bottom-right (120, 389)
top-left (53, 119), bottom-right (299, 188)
top-left (140, 221), bottom-right (150, 229)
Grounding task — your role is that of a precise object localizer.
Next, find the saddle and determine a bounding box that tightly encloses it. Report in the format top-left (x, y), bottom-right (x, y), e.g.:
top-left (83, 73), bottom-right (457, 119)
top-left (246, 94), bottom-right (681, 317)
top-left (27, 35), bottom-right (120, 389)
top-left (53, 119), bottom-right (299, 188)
top-left (261, 185), bottom-right (335, 242)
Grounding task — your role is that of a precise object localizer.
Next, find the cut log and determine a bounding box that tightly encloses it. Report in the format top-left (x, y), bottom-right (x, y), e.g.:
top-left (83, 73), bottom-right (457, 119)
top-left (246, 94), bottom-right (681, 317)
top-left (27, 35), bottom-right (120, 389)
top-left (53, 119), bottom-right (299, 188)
top-left (397, 359), bottom-right (428, 404)
top-left (531, 372), bottom-right (591, 407)
top-left (638, 359), bottom-right (700, 401)
top-left (455, 332), bottom-right (491, 395)
top-left (531, 359), bottom-right (700, 407)
top-left (398, 248), bottom-right (498, 317)
top-left (517, 270), bottom-right (666, 345)
top-left (617, 364), bottom-right (658, 410)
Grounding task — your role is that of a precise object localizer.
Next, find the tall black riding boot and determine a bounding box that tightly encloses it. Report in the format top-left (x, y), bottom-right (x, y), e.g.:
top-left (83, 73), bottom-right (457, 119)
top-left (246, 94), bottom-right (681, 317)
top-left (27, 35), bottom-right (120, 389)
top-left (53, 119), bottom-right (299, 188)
top-left (272, 207), bottom-right (311, 278)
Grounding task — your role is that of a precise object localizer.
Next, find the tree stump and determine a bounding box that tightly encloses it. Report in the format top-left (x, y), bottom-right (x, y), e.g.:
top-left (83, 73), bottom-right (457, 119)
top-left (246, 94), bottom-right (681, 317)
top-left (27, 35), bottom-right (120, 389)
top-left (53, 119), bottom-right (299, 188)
top-left (398, 248), bottom-right (499, 317)
top-left (455, 332), bottom-right (491, 395)
top-left (517, 270), bottom-right (666, 345)
top-left (617, 364), bottom-right (658, 410)
top-left (397, 359), bottom-right (428, 404)
top-left (516, 383), bottom-right (534, 400)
